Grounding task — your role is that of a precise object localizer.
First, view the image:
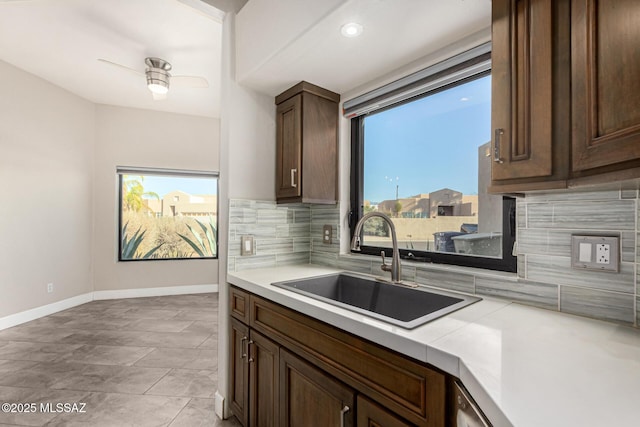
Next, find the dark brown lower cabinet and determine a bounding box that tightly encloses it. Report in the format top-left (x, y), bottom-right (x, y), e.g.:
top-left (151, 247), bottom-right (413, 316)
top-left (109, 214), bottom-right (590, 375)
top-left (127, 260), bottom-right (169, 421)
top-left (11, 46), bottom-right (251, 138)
top-left (249, 330), bottom-right (279, 427)
top-left (230, 318), bottom-right (249, 426)
top-left (229, 286), bottom-right (447, 427)
top-left (230, 318), bottom-right (279, 427)
top-left (280, 349), bottom-right (354, 427)
top-left (357, 395), bottom-right (416, 427)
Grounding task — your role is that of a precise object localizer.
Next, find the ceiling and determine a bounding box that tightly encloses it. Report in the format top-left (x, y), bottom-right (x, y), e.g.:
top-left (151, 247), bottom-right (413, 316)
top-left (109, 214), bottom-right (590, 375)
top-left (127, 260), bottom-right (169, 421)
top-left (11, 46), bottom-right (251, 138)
top-left (0, 0), bottom-right (225, 118)
top-left (236, 0), bottom-right (492, 97)
top-left (0, 0), bottom-right (491, 118)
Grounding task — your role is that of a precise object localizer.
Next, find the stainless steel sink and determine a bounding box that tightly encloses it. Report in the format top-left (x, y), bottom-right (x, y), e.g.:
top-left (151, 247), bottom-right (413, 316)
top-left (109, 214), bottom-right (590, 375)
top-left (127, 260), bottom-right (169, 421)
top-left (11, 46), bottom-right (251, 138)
top-left (272, 272), bottom-right (480, 329)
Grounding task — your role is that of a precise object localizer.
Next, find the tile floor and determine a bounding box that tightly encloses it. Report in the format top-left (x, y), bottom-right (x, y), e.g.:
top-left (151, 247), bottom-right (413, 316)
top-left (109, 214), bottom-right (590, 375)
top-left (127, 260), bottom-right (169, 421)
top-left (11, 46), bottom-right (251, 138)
top-left (0, 293), bottom-right (240, 427)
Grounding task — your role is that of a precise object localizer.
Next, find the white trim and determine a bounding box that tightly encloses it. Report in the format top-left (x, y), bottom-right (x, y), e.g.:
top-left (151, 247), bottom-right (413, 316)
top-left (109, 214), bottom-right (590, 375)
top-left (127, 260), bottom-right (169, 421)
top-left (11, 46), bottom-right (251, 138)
top-left (0, 292), bottom-right (93, 331)
top-left (93, 284), bottom-right (219, 300)
top-left (214, 390), bottom-right (226, 419)
top-left (0, 284), bottom-right (219, 331)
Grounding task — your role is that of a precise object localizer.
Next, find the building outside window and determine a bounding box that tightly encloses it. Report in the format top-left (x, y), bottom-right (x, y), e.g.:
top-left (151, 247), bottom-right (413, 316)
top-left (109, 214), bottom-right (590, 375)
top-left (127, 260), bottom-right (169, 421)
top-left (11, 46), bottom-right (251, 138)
top-left (118, 167), bottom-right (218, 261)
top-left (348, 44), bottom-right (516, 272)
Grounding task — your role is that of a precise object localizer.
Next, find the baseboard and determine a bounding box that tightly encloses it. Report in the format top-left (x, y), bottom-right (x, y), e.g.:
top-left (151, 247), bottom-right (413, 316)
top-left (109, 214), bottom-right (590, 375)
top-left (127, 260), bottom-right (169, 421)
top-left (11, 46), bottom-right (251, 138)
top-left (0, 284), bottom-right (219, 331)
top-left (93, 284), bottom-right (219, 300)
top-left (214, 390), bottom-right (226, 419)
top-left (0, 292), bottom-right (94, 331)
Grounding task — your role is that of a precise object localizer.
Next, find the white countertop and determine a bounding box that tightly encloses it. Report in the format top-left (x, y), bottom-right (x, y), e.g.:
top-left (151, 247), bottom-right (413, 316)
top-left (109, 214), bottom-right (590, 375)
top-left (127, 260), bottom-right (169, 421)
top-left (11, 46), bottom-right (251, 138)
top-left (228, 264), bottom-right (640, 427)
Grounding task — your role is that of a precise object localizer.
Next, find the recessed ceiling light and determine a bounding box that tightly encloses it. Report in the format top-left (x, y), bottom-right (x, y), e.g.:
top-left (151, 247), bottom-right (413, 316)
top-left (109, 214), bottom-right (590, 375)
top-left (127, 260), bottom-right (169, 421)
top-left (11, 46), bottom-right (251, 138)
top-left (341, 22), bottom-right (363, 38)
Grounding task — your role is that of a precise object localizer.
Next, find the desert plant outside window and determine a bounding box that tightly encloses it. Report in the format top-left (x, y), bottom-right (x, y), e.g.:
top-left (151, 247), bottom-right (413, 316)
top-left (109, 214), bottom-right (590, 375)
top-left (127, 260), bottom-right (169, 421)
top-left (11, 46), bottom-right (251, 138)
top-left (117, 167), bottom-right (219, 261)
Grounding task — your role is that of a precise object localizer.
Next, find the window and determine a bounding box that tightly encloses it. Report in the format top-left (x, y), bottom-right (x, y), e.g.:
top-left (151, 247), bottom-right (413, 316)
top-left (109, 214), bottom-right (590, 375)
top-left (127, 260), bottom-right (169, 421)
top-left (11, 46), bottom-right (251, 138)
top-left (118, 167), bottom-right (218, 261)
top-left (348, 44), bottom-right (516, 272)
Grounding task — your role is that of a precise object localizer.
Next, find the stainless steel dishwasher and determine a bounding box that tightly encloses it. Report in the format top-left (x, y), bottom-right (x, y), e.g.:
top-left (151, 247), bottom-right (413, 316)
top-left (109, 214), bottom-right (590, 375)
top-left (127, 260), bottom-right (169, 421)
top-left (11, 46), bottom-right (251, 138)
top-left (454, 382), bottom-right (492, 427)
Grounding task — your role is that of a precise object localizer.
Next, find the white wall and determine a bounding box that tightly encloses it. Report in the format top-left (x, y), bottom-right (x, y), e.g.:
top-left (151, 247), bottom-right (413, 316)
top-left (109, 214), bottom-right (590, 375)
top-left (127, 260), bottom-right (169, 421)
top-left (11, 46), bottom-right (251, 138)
top-left (93, 105), bottom-right (220, 292)
top-left (217, 11), bottom-right (277, 417)
top-left (0, 60), bottom-right (95, 318)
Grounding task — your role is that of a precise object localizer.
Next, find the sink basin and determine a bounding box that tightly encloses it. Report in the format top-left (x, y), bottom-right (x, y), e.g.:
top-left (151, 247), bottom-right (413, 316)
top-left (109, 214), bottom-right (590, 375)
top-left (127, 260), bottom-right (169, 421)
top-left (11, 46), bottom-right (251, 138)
top-left (272, 273), bottom-right (480, 329)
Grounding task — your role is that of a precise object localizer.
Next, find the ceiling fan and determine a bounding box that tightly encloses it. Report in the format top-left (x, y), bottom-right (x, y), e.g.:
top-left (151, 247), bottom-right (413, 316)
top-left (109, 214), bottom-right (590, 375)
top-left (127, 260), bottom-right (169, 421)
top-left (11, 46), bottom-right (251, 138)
top-left (98, 57), bottom-right (209, 100)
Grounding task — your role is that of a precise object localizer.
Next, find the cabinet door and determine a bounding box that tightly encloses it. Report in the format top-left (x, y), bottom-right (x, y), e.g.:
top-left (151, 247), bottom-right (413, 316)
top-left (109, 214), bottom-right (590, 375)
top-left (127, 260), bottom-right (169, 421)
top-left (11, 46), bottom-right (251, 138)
top-left (279, 349), bottom-right (355, 427)
top-left (276, 94), bottom-right (302, 200)
top-left (357, 396), bottom-right (416, 427)
top-left (248, 330), bottom-right (279, 427)
top-left (571, 0), bottom-right (640, 172)
top-left (491, 0), bottom-right (553, 181)
top-left (230, 318), bottom-right (250, 426)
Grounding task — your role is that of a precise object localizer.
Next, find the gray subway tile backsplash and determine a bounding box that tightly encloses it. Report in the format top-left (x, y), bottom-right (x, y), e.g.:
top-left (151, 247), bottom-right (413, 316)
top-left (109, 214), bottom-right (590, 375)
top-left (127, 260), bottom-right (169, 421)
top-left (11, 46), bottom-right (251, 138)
top-left (230, 191), bottom-right (639, 327)
top-left (527, 254), bottom-right (634, 294)
top-left (415, 268), bottom-right (475, 294)
top-left (476, 277), bottom-right (558, 310)
top-left (560, 286), bottom-right (635, 324)
top-left (527, 200), bottom-right (636, 230)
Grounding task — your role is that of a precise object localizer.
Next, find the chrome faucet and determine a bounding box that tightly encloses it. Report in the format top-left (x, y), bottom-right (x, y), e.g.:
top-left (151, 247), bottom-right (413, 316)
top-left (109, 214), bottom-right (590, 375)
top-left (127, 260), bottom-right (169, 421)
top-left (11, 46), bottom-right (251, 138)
top-left (350, 212), bottom-right (402, 283)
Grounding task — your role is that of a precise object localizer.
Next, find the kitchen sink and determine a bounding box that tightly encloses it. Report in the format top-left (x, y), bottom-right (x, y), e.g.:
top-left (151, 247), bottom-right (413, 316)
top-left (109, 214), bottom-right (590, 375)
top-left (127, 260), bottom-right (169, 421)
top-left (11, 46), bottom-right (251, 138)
top-left (272, 272), bottom-right (480, 329)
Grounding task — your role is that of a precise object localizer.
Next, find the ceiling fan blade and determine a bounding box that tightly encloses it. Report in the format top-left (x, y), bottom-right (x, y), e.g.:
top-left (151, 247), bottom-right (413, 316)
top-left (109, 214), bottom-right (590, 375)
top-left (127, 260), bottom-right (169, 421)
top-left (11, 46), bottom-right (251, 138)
top-left (97, 58), bottom-right (144, 76)
top-left (172, 75), bottom-right (209, 89)
top-left (152, 92), bottom-right (167, 101)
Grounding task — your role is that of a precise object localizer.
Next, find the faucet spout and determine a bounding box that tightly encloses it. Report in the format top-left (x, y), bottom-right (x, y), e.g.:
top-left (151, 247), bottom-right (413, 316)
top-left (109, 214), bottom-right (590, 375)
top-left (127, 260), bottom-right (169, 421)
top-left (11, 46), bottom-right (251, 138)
top-left (350, 212), bottom-right (402, 282)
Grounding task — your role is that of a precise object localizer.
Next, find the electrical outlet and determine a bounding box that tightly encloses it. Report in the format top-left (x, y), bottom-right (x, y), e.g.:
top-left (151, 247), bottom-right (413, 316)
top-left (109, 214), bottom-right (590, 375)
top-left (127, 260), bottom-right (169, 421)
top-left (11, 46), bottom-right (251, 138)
top-left (596, 244), bottom-right (610, 264)
top-left (47, 283), bottom-right (54, 293)
top-left (571, 235), bottom-right (619, 272)
top-left (322, 224), bottom-right (332, 244)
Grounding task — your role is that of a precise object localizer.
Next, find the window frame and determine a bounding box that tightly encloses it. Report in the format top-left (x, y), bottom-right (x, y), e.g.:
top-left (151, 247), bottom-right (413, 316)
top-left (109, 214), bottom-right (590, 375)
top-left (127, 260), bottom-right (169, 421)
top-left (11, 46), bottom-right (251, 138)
top-left (117, 167), bottom-right (220, 262)
top-left (348, 59), bottom-right (517, 273)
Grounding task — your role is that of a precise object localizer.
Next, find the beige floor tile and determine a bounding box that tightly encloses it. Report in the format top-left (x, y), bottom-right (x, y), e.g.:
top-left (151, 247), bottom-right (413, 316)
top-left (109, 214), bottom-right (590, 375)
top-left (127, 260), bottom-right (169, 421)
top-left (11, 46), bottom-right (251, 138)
top-left (0, 342), bottom-right (83, 363)
top-left (0, 362), bottom-right (79, 389)
top-left (126, 319), bottom-right (194, 333)
top-left (49, 364), bottom-right (170, 394)
top-left (46, 392), bottom-right (189, 427)
top-left (0, 293), bottom-right (219, 426)
top-left (145, 368), bottom-right (217, 398)
top-left (57, 345), bottom-right (154, 366)
top-left (0, 386), bottom-right (90, 427)
top-left (169, 398), bottom-right (241, 427)
top-left (134, 348), bottom-right (217, 370)
top-left (197, 336), bottom-right (217, 350)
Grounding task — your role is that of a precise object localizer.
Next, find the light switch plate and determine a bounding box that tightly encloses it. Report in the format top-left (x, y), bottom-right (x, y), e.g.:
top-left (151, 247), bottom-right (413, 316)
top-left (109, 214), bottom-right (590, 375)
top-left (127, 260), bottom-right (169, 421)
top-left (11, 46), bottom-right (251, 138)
top-left (571, 235), bottom-right (619, 272)
top-left (240, 235), bottom-right (255, 256)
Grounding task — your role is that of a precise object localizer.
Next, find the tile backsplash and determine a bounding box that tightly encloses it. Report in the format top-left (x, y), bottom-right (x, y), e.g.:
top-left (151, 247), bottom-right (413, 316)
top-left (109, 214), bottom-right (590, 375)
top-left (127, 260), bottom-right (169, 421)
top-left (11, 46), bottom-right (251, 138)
top-left (228, 191), bottom-right (639, 328)
top-left (227, 200), bottom-right (311, 271)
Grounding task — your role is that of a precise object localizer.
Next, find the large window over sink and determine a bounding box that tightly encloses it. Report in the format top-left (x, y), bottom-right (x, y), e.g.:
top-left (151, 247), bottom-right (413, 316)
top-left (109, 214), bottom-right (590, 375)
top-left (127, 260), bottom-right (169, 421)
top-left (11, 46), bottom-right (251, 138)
top-left (348, 43), bottom-right (516, 272)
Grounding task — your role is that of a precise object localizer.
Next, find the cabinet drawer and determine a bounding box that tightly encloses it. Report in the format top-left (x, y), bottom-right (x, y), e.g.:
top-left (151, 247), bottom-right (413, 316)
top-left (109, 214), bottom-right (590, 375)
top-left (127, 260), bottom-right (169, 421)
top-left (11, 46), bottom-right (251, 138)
top-left (230, 287), bottom-right (250, 324)
top-left (249, 295), bottom-right (445, 427)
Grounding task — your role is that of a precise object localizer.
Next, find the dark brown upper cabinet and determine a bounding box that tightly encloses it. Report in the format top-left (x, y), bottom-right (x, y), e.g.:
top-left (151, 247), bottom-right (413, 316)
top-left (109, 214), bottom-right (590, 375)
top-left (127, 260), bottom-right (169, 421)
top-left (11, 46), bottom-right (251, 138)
top-left (491, 0), bottom-right (640, 192)
top-left (275, 81), bottom-right (340, 204)
top-left (571, 0), bottom-right (640, 178)
top-left (490, 0), bottom-right (571, 193)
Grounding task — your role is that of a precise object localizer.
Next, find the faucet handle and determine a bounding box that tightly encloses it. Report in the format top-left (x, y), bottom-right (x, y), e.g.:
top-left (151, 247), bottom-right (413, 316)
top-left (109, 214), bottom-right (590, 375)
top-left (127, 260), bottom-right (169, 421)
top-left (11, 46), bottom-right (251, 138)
top-left (380, 251), bottom-right (392, 272)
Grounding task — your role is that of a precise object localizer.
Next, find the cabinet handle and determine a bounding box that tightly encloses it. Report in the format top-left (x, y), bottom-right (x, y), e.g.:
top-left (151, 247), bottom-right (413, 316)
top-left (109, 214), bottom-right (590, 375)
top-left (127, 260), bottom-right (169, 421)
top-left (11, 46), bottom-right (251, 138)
top-left (290, 168), bottom-right (297, 188)
top-left (247, 340), bottom-right (254, 363)
top-left (240, 336), bottom-right (248, 359)
top-left (339, 405), bottom-right (350, 427)
top-left (494, 128), bottom-right (505, 164)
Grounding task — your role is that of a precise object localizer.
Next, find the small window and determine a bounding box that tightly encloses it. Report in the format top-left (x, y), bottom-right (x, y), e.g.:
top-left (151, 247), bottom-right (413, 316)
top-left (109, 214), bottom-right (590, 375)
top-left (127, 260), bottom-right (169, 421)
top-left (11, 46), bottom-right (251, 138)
top-left (118, 168), bottom-right (218, 261)
top-left (348, 44), bottom-right (516, 272)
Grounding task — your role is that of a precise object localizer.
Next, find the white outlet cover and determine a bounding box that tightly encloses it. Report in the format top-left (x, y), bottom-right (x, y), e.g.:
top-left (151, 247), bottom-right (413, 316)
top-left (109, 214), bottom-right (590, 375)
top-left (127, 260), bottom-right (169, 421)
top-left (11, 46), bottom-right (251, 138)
top-left (571, 235), bottom-right (619, 272)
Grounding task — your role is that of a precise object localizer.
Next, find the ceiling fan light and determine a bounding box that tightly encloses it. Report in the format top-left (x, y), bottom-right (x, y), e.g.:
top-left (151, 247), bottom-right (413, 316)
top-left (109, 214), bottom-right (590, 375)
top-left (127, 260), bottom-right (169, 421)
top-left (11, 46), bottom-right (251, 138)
top-left (146, 69), bottom-right (170, 94)
top-left (147, 82), bottom-right (169, 94)
top-left (145, 57), bottom-right (171, 95)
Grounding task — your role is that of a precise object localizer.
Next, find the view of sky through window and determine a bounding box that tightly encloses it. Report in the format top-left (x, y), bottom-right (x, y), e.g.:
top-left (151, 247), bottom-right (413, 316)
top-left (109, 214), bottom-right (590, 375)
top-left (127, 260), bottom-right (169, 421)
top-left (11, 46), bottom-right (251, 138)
top-left (363, 75), bottom-right (491, 203)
